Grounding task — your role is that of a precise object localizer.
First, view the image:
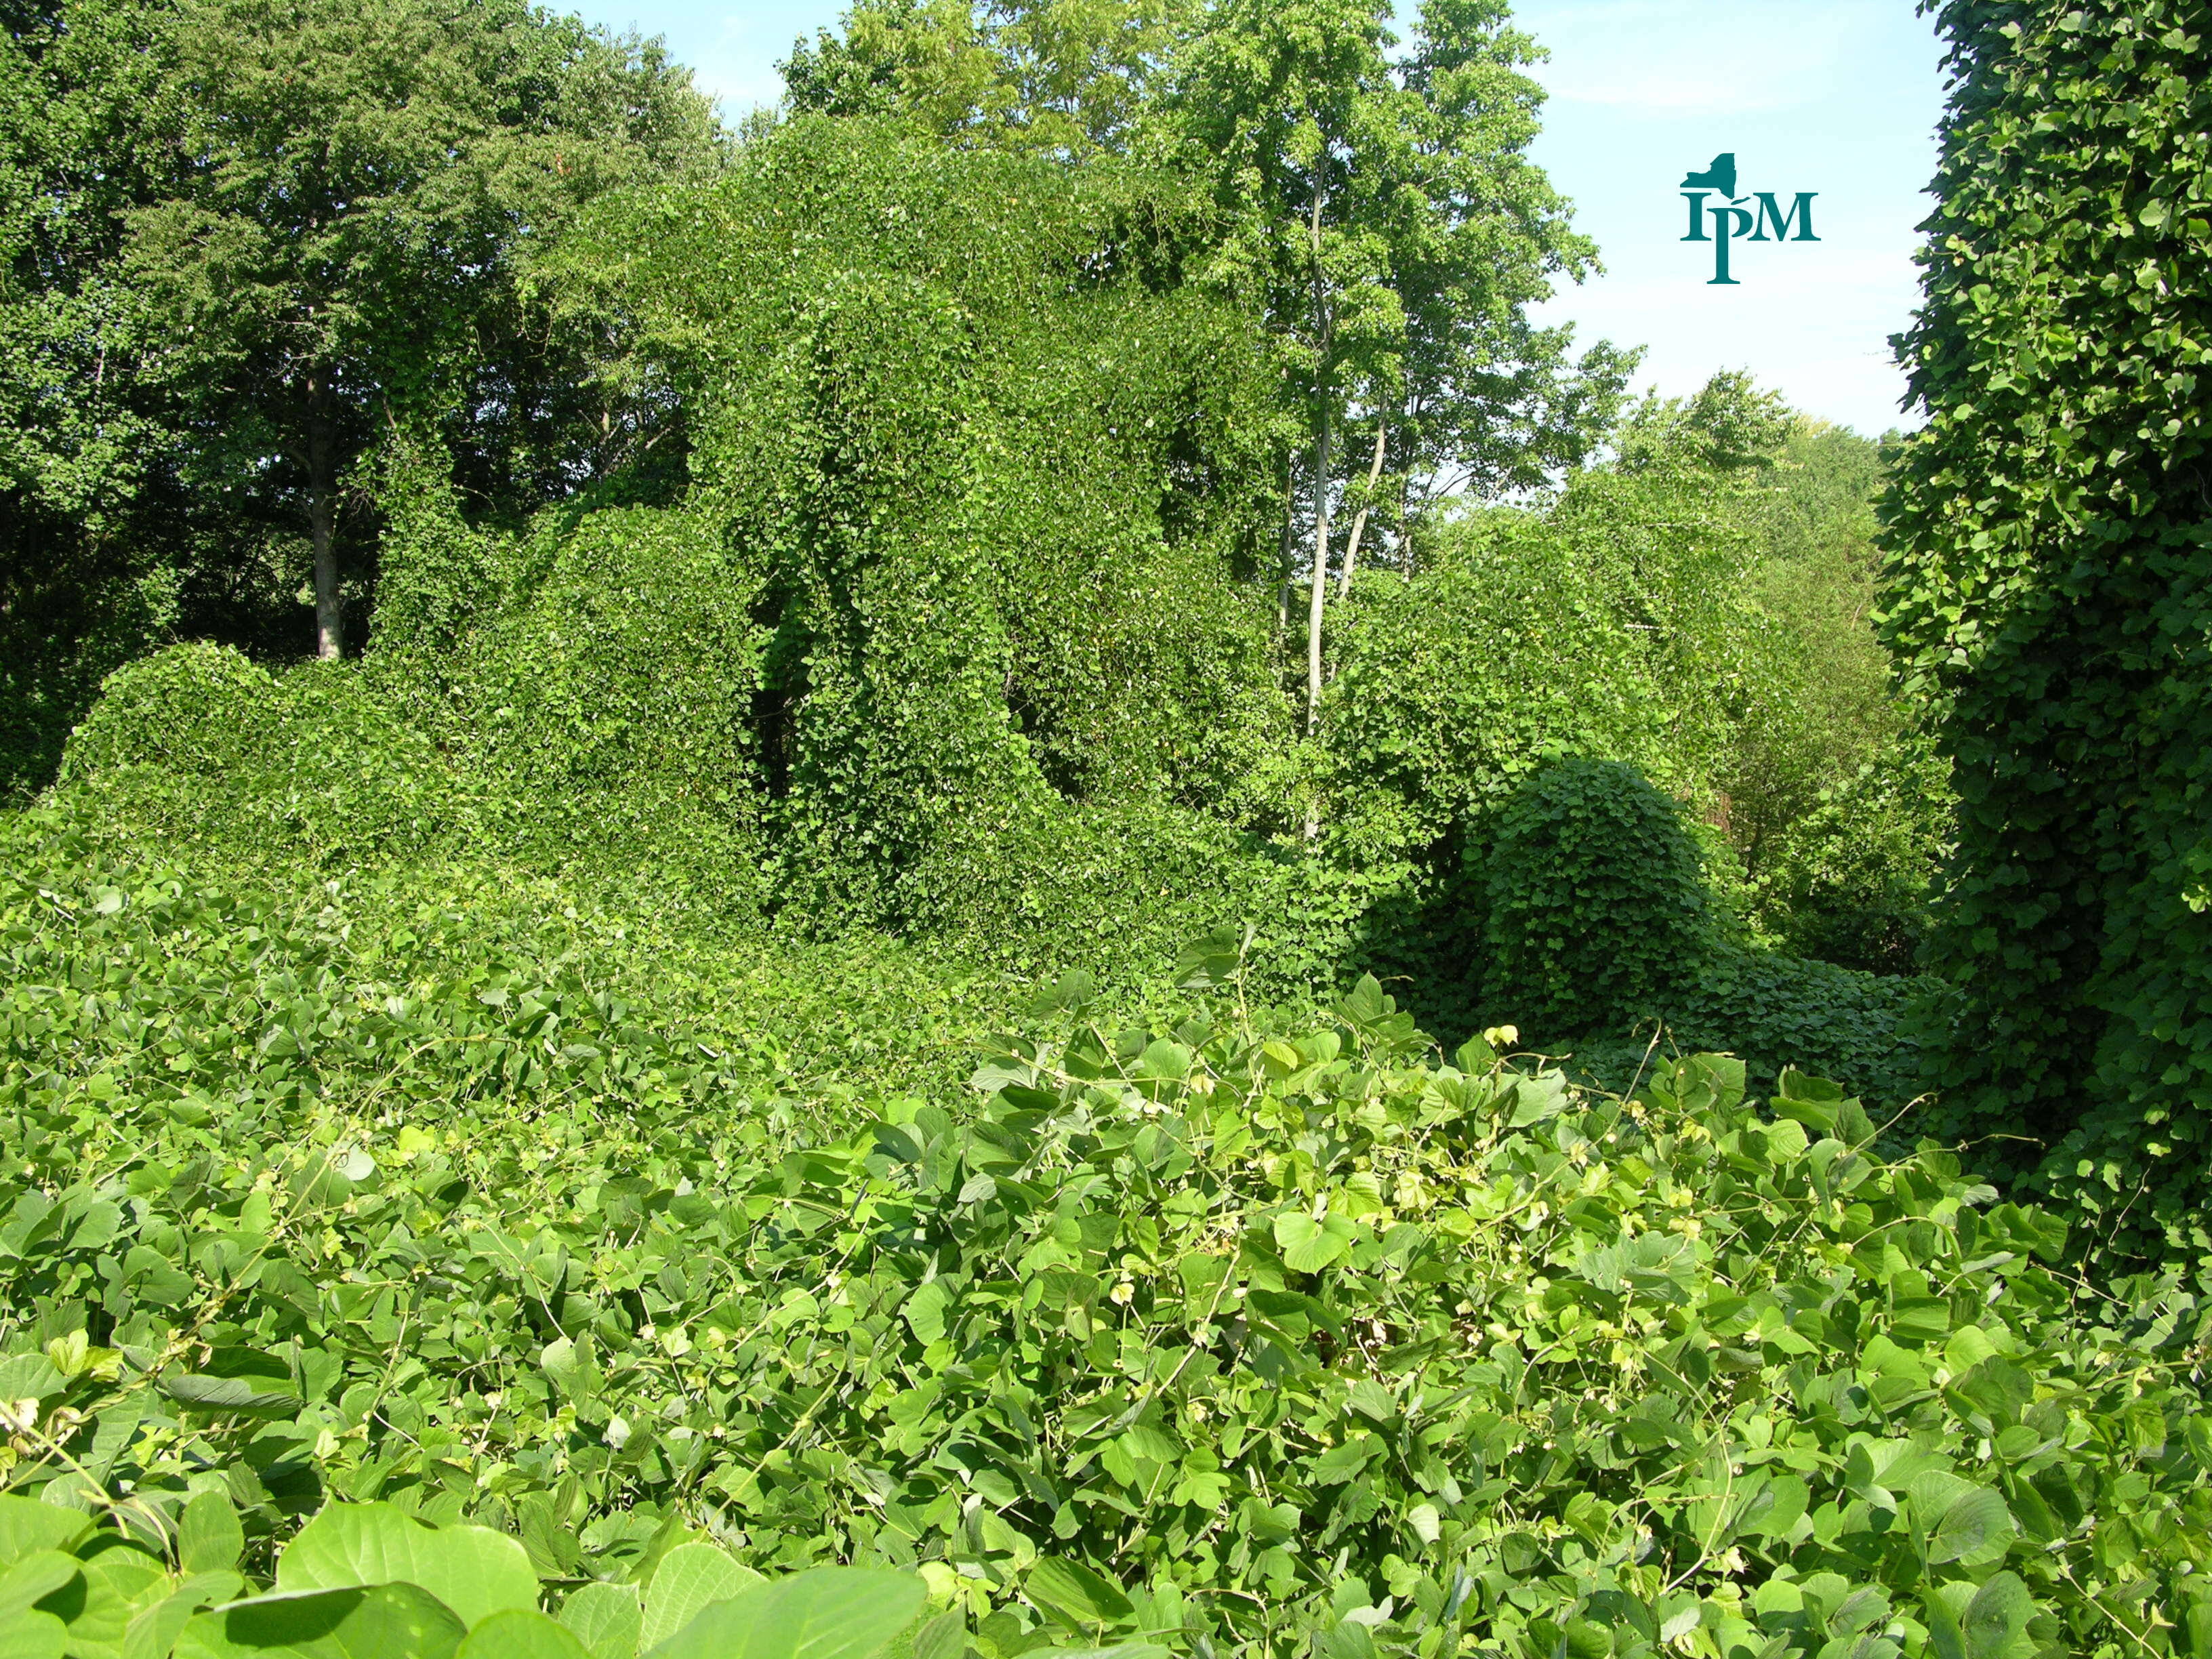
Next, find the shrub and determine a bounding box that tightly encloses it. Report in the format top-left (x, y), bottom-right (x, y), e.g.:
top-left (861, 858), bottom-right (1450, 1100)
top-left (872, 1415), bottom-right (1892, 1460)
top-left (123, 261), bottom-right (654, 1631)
top-left (1566, 946), bottom-right (1942, 1107)
top-left (57, 641), bottom-right (454, 865)
top-left (1480, 757), bottom-right (1716, 1036)
top-left (451, 505), bottom-right (766, 892)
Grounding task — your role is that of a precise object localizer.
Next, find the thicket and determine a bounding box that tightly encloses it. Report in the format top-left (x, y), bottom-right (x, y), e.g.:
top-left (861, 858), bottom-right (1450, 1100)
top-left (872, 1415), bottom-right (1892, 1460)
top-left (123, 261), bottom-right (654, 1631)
top-left (0, 0), bottom-right (724, 794)
top-left (5, 824), bottom-right (2209, 1659)
top-left (1880, 0), bottom-right (2212, 1266)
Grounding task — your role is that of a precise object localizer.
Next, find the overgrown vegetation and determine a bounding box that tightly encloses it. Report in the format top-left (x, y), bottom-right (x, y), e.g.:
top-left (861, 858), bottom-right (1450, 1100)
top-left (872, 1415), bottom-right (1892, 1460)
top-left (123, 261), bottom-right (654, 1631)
top-left (1880, 0), bottom-right (2212, 1271)
top-left (9, 0), bottom-right (2211, 1648)
top-left (6, 828), bottom-right (2208, 1658)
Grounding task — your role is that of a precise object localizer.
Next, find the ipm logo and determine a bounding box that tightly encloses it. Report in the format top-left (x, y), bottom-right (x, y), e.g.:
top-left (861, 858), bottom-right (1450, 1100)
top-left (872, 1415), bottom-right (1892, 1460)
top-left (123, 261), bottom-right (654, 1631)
top-left (1679, 154), bottom-right (1818, 285)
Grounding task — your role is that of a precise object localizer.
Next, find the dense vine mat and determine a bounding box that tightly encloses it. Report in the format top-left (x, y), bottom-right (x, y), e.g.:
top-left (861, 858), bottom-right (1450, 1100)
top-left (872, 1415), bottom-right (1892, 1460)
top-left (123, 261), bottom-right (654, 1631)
top-left (2, 815), bottom-right (2207, 1658)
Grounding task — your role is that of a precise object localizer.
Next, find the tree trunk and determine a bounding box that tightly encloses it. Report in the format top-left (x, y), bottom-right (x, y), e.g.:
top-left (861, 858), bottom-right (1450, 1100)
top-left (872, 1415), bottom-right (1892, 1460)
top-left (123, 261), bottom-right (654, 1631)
top-left (308, 386), bottom-right (341, 659)
top-left (1336, 418), bottom-right (1387, 599)
top-left (1303, 181), bottom-right (1330, 842)
top-left (1275, 466), bottom-right (1296, 635)
top-left (1304, 180), bottom-right (1331, 745)
top-left (1399, 472), bottom-right (1415, 581)
top-left (1306, 401), bottom-right (1332, 741)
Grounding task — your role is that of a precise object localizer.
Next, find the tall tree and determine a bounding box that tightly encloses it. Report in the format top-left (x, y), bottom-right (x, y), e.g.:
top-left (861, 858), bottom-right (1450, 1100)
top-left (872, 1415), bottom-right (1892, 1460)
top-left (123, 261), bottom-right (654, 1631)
top-left (127, 0), bottom-right (722, 658)
top-left (782, 0), bottom-right (1181, 155)
top-left (1157, 0), bottom-right (1629, 750)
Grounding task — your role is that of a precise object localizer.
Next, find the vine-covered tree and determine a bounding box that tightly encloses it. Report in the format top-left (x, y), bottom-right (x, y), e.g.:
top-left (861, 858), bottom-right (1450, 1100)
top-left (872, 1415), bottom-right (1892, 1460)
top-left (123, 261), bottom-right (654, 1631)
top-left (1881, 0), bottom-right (2212, 1263)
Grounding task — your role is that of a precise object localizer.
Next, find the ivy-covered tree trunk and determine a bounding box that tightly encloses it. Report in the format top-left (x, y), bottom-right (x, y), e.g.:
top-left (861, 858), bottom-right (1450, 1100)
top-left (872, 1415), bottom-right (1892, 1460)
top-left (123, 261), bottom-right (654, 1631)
top-left (1880, 0), bottom-right (2212, 1265)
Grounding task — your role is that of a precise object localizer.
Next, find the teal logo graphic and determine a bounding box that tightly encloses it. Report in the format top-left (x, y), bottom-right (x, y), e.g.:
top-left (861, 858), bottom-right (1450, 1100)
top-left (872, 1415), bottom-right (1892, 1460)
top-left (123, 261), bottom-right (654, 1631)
top-left (1679, 154), bottom-right (1818, 285)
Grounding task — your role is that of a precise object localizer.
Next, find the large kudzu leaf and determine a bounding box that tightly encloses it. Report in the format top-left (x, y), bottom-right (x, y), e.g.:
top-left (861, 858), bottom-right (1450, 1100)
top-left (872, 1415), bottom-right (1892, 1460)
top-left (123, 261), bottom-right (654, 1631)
top-left (161, 1349), bottom-right (300, 1418)
top-left (176, 1587), bottom-right (465, 1659)
top-left (1928, 1486), bottom-right (2013, 1565)
top-left (644, 1570), bottom-right (923, 1659)
top-left (455, 1611), bottom-right (594, 1659)
top-left (276, 1507), bottom-right (537, 1629)
top-left (909, 1612), bottom-right (964, 1659)
top-left (556, 1584), bottom-right (640, 1659)
top-left (1961, 1572), bottom-right (2033, 1659)
top-left (639, 1544), bottom-right (761, 1653)
top-left (1273, 1212), bottom-right (1355, 1273)
top-left (0, 1498), bottom-right (91, 1568)
top-left (66, 1547), bottom-right (175, 1656)
top-left (0, 1611), bottom-right (66, 1659)
top-left (1025, 1559), bottom-right (1133, 1633)
top-left (0, 1552), bottom-right (82, 1621)
top-left (180, 1493), bottom-right (246, 1576)
top-left (123, 1573), bottom-right (247, 1659)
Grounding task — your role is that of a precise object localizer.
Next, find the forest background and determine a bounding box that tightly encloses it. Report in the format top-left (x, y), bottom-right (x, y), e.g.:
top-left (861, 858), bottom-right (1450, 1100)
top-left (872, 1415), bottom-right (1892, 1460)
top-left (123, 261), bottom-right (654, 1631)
top-left (1, 0), bottom-right (1950, 1076)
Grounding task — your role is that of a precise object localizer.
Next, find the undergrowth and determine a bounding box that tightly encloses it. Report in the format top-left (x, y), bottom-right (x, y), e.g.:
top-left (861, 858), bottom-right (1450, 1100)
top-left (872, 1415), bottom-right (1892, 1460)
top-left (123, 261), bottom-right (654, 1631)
top-left (3, 811), bottom-right (2207, 1659)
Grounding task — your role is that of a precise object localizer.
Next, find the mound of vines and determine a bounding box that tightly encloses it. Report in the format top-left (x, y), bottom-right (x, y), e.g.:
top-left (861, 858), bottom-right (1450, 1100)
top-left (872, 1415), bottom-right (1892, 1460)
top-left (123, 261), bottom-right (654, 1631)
top-left (3, 822), bottom-right (2208, 1659)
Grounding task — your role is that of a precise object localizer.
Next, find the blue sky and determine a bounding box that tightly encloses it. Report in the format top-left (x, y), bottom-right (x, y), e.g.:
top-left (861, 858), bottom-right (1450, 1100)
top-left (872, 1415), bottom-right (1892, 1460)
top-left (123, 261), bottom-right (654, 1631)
top-left (569, 0), bottom-right (1950, 437)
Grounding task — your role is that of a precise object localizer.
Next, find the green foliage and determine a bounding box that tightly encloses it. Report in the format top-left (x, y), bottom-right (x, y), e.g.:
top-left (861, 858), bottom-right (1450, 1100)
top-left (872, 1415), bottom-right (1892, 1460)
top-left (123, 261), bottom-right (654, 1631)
top-left (3, 824), bottom-right (2207, 1658)
top-left (0, 1486), bottom-right (923, 1659)
top-left (543, 120), bottom-right (1284, 943)
top-left (781, 0), bottom-right (1177, 155)
top-left (1567, 948), bottom-right (1940, 1110)
top-left (1747, 745), bottom-right (1950, 977)
top-left (1878, 0), bottom-right (2212, 1265)
top-left (1326, 513), bottom-right (1681, 846)
top-left (441, 507), bottom-right (765, 888)
top-left (1481, 758), bottom-right (1716, 1038)
top-left (56, 643), bottom-right (453, 867)
top-left (1, 0), bottom-right (724, 749)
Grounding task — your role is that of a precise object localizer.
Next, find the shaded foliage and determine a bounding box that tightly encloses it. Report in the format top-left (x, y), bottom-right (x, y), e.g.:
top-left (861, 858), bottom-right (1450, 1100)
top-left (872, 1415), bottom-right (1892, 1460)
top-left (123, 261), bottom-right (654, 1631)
top-left (1880, 0), bottom-right (2212, 1265)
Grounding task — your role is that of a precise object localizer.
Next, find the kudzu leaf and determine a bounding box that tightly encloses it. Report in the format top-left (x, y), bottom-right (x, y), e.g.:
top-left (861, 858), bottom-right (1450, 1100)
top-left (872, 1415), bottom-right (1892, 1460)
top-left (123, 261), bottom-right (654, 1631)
top-left (558, 1584), bottom-right (641, 1659)
top-left (174, 1586), bottom-right (466, 1659)
top-left (1961, 1573), bottom-right (2033, 1658)
top-left (0, 1553), bottom-right (81, 1622)
top-left (124, 1573), bottom-right (248, 1659)
top-left (1274, 1212), bottom-right (1355, 1273)
top-left (74, 1547), bottom-right (173, 1652)
top-left (0, 1611), bottom-right (64, 1659)
top-left (643, 1570), bottom-right (923, 1659)
top-left (180, 1492), bottom-right (246, 1574)
top-left (903, 1282), bottom-right (950, 1345)
top-left (0, 1496), bottom-right (91, 1565)
top-left (640, 1544), bottom-right (762, 1652)
top-left (160, 1353), bottom-right (300, 1418)
top-left (457, 1610), bottom-right (594, 1659)
top-left (160, 1374), bottom-right (300, 1415)
top-left (1929, 1486), bottom-right (2013, 1565)
top-left (910, 1611), bottom-right (964, 1659)
top-left (277, 1505), bottom-right (538, 1629)
top-left (1025, 1557), bottom-right (1134, 1632)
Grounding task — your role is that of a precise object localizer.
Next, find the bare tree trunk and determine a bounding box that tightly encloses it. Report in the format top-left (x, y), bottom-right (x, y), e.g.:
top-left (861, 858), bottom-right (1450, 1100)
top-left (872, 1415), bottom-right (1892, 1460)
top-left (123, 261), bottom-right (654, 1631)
top-left (1336, 418), bottom-right (1387, 600)
top-left (1275, 466), bottom-right (1296, 635)
top-left (308, 385), bottom-right (341, 659)
top-left (1303, 182), bottom-right (1330, 842)
top-left (1306, 401), bottom-right (1332, 739)
top-left (1399, 472), bottom-right (1415, 581)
